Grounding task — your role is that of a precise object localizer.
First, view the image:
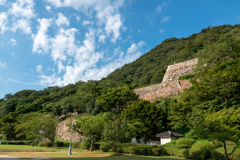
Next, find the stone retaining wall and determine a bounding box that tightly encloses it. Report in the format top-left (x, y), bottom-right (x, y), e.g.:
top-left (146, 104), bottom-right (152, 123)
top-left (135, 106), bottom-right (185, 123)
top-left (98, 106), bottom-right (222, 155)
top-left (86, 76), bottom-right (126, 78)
top-left (56, 119), bottom-right (83, 142)
top-left (134, 79), bottom-right (192, 102)
top-left (162, 58), bottom-right (198, 83)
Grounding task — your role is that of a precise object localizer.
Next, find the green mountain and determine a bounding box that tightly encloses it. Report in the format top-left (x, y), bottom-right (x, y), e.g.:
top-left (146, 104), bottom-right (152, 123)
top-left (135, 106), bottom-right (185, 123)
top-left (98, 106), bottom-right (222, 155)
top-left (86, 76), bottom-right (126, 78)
top-left (105, 24), bottom-right (240, 87)
top-left (1, 24), bottom-right (240, 120)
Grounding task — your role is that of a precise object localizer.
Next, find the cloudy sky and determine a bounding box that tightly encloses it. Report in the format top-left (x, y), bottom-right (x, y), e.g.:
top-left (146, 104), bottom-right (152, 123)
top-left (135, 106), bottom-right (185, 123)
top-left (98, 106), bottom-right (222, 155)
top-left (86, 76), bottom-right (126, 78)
top-left (0, 0), bottom-right (240, 98)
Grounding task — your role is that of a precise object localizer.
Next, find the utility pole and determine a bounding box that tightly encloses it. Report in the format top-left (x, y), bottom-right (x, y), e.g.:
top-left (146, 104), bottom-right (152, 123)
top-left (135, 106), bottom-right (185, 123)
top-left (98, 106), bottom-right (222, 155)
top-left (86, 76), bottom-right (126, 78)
top-left (68, 121), bottom-right (74, 155)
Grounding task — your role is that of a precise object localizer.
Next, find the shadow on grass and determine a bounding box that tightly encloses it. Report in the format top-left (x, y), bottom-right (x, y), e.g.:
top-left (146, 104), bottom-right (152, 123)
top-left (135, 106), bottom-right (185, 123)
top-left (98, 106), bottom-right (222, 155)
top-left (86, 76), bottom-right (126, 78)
top-left (49, 154), bottom-right (185, 160)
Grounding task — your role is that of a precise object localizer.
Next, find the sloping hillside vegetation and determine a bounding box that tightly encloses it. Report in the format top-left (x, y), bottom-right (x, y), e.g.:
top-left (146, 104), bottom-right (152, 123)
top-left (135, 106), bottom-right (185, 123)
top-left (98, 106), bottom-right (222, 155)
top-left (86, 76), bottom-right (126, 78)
top-left (1, 24), bottom-right (240, 159)
top-left (106, 24), bottom-right (240, 87)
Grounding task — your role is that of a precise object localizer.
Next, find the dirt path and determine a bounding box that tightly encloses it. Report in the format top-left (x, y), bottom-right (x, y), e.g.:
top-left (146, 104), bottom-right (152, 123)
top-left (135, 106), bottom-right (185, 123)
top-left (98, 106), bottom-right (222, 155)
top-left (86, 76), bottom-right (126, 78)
top-left (0, 155), bottom-right (51, 160)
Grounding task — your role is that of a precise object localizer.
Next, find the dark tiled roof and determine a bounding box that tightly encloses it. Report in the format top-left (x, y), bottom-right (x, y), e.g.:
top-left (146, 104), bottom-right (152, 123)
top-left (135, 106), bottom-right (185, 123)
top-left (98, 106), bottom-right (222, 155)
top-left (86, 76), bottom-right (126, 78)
top-left (145, 137), bottom-right (160, 142)
top-left (155, 130), bottom-right (184, 137)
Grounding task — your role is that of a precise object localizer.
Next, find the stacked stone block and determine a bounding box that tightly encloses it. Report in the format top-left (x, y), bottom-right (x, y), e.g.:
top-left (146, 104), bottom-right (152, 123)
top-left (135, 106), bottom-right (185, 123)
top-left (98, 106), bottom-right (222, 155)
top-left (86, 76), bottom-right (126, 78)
top-left (134, 58), bottom-right (198, 102)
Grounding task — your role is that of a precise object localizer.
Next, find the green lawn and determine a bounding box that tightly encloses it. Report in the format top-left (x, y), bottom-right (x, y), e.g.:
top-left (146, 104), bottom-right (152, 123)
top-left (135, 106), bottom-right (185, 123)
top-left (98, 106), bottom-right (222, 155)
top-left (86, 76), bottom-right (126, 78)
top-left (49, 155), bottom-right (185, 160)
top-left (0, 144), bottom-right (68, 151)
top-left (0, 145), bottom-right (186, 160)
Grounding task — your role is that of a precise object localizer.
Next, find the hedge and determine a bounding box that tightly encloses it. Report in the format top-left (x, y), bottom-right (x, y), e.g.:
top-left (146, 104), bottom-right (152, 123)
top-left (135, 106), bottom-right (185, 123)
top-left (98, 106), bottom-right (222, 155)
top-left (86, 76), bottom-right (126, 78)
top-left (0, 141), bottom-right (34, 145)
top-left (117, 144), bottom-right (165, 156)
top-left (176, 138), bottom-right (195, 148)
top-left (53, 141), bottom-right (64, 147)
top-left (189, 141), bottom-right (215, 160)
top-left (163, 145), bottom-right (189, 158)
top-left (39, 141), bottom-right (53, 147)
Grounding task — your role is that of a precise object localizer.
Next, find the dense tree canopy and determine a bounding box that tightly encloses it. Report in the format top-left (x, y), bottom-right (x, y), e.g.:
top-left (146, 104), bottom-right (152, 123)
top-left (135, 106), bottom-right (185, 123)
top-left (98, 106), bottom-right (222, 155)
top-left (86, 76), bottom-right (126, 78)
top-left (121, 100), bottom-right (165, 141)
top-left (193, 108), bottom-right (240, 160)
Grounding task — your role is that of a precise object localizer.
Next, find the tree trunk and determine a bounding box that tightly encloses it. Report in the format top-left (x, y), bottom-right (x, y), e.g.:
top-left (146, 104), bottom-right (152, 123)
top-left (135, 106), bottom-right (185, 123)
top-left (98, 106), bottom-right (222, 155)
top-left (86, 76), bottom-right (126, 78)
top-left (223, 141), bottom-right (228, 160)
top-left (114, 146), bottom-right (117, 154)
top-left (90, 139), bottom-right (94, 152)
top-left (144, 134), bottom-right (146, 144)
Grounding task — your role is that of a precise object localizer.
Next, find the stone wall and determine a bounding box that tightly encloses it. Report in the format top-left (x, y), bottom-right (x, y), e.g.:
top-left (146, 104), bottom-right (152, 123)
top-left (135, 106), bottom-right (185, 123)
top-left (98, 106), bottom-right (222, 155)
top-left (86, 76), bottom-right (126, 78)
top-left (162, 58), bottom-right (198, 83)
top-left (134, 58), bottom-right (198, 102)
top-left (56, 118), bottom-right (83, 142)
top-left (134, 79), bottom-right (192, 102)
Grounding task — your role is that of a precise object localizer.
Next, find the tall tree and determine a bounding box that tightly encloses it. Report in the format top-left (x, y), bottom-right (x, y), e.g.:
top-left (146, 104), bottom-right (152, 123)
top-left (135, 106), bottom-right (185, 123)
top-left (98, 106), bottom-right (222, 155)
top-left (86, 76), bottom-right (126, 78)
top-left (97, 85), bottom-right (138, 113)
top-left (16, 112), bottom-right (57, 143)
top-left (102, 116), bottom-right (128, 153)
top-left (121, 100), bottom-right (165, 142)
top-left (74, 113), bottom-right (110, 151)
top-left (193, 107), bottom-right (240, 160)
top-left (0, 115), bottom-right (17, 140)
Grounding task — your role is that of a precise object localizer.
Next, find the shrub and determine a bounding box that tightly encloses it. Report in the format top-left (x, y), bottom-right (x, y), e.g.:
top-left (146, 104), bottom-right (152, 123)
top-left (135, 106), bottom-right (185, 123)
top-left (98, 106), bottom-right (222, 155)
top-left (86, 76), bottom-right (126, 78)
top-left (39, 141), bottom-right (53, 147)
top-left (162, 144), bottom-right (190, 158)
top-left (178, 74), bottom-right (195, 80)
top-left (117, 145), bottom-right (165, 156)
top-left (99, 142), bottom-right (110, 152)
top-left (23, 141), bottom-right (33, 145)
top-left (93, 143), bottom-right (100, 150)
top-left (152, 147), bottom-right (164, 156)
top-left (17, 141), bottom-right (24, 145)
top-left (54, 141), bottom-right (64, 147)
top-left (82, 138), bottom-right (91, 150)
top-left (165, 140), bottom-right (177, 145)
top-left (147, 147), bottom-right (153, 155)
top-left (176, 138), bottom-right (195, 148)
top-left (189, 141), bottom-right (214, 160)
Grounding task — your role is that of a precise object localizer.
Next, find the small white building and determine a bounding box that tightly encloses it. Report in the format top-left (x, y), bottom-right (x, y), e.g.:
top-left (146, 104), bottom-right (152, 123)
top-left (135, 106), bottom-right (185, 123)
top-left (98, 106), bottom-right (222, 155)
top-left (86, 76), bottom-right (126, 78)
top-left (155, 130), bottom-right (184, 145)
top-left (145, 137), bottom-right (160, 145)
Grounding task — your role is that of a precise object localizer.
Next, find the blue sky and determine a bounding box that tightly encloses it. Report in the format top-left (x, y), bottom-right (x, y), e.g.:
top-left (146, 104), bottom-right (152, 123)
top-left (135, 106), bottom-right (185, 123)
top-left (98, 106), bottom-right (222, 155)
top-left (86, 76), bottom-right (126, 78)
top-left (0, 0), bottom-right (240, 98)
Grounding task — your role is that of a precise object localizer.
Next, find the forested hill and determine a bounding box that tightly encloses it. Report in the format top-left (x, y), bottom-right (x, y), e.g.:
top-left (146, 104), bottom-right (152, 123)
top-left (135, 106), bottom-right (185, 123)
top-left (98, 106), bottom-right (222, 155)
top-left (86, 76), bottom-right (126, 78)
top-left (1, 24), bottom-right (240, 120)
top-left (105, 24), bottom-right (240, 87)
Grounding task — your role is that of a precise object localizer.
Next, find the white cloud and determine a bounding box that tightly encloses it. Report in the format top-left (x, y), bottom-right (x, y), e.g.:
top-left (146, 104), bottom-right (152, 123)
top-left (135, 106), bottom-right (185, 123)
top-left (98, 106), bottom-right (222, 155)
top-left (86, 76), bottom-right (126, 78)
top-left (98, 34), bottom-right (106, 43)
top-left (9, 78), bottom-right (38, 85)
top-left (0, 77), bottom-right (2, 80)
top-left (36, 65), bottom-right (42, 73)
top-left (161, 16), bottom-right (170, 22)
top-left (10, 38), bottom-right (17, 46)
top-left (32, 18), bottom-right (52, 53)
top-left (37, 39), bottom-right (146, 86)
top-left (0, 12), bottom-right (8, 33)
top-left (0, 0), bottom-right (6, 5)
top-left (104, 12), bottom-right (123, 42)
top-left (55, 13), bottom-right (70, 27)
top-left (82, 20), bottom-right (93, 26)
top-left (45, 5), bottom-right (51, 12)
top-left (9, 0), bottom-right (36, 19)
top-left (6, 0), bottom-right (36, 35)
top-left (74, 14), bottom-right (80, 21)
top-left (156, 6), bottom-right (162, 12)
top-left (0, 62), bottom-right (7, 68)
top-left (127, 41), bottom-right (146, 54)
top-left (57, 61), bottom-right (65, 73)
top-left (46, 0), bottom-right (125, 42)
top-left (138, 30), bottom-right (141, 33)
top-left (38, 73), bottom-right (63, 86)
top-left (83, 40), bottom-right (146, 80)
top-left (51, 28), bottom-right (77, 62)
top-left (160, 28), bottom-right (164, 33)
top-left (11, 19), bottom-right (32, 34)
top-left (67, 58), bottom-right (72, 64)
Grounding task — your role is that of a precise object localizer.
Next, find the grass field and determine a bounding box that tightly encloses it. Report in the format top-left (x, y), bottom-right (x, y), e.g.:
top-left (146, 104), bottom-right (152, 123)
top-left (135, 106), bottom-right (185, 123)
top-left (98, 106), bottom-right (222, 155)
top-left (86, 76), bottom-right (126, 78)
top-left (0, 144), bottom-right (70, 151)
top-left (0, 145), bottom-right (186, 160)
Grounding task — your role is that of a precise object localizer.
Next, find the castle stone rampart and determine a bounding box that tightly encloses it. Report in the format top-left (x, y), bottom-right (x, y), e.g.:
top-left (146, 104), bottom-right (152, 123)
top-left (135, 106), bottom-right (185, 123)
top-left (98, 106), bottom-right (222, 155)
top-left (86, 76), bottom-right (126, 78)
top-left (162, 58), bottom-right (198, 83)
top-left (134, 58), bottom-right (198, 102)
top-left (56, 119), bottom-right (83, 142)
top-left (134, 79), bottom-right (191, 102)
